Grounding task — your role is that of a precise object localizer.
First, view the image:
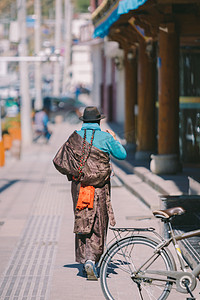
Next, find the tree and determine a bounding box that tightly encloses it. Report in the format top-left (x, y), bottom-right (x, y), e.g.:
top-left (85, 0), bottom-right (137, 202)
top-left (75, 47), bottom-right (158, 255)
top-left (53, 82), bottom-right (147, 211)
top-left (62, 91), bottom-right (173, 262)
top-left (74, 0), bottom-right (90, 13)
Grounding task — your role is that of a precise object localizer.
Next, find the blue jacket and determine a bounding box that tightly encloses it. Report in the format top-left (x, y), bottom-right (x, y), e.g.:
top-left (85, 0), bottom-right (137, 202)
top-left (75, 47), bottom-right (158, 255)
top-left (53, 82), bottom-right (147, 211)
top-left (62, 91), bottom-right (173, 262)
top-left (76, 123), bottom-right (127, 160)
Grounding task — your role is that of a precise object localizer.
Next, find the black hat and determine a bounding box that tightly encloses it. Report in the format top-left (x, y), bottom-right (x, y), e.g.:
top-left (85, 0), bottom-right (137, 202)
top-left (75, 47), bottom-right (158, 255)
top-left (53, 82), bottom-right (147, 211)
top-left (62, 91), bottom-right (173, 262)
top-left (79, 106), bottom-right (105, 122)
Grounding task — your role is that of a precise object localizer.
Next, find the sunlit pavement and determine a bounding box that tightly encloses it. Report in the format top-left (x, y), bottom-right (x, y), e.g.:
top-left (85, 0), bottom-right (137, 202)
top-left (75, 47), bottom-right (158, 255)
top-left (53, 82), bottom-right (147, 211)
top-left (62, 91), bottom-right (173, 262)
top-left (0, 118), bottom-right (199, 300)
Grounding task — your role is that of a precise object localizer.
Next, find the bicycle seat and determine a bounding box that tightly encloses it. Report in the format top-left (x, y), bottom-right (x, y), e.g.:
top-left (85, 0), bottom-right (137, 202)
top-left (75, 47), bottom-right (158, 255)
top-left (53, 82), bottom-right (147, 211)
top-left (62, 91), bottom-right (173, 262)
top-left (153, 207), bottom-right (185, 220)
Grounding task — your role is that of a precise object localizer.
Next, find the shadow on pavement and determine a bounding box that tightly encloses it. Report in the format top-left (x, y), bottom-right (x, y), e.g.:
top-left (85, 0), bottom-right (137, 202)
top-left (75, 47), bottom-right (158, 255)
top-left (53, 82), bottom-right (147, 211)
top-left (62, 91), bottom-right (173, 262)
top-left (63, 263), bottom-right (86, 278)
top-left (0, 179), bottom-right (19, 193)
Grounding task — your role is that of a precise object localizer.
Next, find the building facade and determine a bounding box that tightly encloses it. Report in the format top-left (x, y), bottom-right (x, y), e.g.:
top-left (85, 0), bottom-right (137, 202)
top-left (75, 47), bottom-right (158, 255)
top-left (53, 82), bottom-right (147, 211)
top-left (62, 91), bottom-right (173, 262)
top-left (91, 0), bottom-right (200, 174)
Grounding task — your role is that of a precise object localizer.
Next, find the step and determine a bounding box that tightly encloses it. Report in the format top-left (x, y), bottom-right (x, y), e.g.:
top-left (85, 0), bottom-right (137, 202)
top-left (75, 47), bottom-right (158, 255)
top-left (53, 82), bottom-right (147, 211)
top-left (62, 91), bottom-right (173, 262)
top-left (162, 195), bottom-right (200, 268)
top-left (112, 163), bottom-right (161, 210)
top-left (189, 176), bottom-right (200, 195)
top-left (113, 160), bottom-right (200, 269)
top-left (133, 166), bottom-right (184, 195)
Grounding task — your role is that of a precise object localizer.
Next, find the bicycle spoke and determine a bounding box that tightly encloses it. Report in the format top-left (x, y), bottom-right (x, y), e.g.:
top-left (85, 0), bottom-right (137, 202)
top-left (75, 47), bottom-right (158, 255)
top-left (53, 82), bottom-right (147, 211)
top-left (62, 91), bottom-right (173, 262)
top-left (114, 241), bottom-right (137, 273)
top-left (106, 259), bottom-right (131, 275)
top-left (142, 282), bottom-right (168, 300)
top-left (100, 236), bottom-right (175, 300)
top-left (106, 242), bottom-right (137, 275)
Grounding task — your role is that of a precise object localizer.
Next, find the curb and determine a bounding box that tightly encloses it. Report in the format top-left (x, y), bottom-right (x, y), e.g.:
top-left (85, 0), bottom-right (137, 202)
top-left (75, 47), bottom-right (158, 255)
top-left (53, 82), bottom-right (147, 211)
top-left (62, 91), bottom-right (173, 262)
top-left (112, 161), bottom-right (161, 210)
top-left (111, 157), bottom-right (187, 210)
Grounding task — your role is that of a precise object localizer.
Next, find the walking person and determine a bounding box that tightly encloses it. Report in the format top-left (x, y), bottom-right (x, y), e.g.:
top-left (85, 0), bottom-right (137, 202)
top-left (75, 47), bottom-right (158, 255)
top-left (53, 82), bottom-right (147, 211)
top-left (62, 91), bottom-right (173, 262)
top-left (53, 106), bottom-right (127, 280)
top-left (33, 107), bottom-right (52, 142)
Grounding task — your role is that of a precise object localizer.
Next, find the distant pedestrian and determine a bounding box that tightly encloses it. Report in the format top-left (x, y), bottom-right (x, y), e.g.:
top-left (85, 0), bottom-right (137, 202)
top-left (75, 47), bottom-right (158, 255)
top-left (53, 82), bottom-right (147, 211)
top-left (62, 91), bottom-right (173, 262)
top-left (75, 84), bottom-right (81, 100)
top-left (53, 106), bottom-right (127, 280)
top-left (33, 107), bottom-right (52, 142)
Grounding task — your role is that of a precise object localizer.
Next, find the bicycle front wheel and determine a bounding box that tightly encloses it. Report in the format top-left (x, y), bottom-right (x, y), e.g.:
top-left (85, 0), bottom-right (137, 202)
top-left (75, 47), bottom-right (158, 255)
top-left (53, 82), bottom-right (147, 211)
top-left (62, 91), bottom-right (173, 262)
top-left (100, 236), bottom-right (175, 300)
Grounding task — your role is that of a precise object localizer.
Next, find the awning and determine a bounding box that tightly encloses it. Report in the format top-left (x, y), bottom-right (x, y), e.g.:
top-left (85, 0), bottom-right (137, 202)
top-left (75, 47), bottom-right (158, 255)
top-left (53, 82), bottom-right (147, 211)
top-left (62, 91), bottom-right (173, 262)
top-left (93, 0), bottom-right (120, 39)
top-left (93, 0), bottom-right (148, 38)
top-left (118, 0), bottom-right (148, 15)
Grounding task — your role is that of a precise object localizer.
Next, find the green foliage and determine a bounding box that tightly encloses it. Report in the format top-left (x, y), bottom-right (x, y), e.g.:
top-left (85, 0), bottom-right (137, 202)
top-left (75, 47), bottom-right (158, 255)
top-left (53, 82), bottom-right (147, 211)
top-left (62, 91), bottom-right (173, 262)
top-left (74, 0), bottom-right (90, 13)
top-left (41, 0), bottom-right (55, 18)
top-left (2, 115), bottom-right (21, 132)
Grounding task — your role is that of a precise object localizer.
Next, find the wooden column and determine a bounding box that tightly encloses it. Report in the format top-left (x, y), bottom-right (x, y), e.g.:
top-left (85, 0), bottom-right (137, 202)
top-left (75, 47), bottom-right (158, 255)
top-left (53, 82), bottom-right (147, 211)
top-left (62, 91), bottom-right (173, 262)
top-left (124, 49), bottom-right (137, 145)
top-left (158, 24), bottom-right (179, 155)
top-left (136, 39), bottom-right (156, 160)
top-left (150, 23), bottom-right (180, 174)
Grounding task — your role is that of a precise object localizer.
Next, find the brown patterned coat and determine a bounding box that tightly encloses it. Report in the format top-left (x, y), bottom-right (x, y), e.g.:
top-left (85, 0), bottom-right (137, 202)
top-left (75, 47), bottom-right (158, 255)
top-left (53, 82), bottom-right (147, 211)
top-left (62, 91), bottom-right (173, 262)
top-left (53, 131), bottom-right (116, 263)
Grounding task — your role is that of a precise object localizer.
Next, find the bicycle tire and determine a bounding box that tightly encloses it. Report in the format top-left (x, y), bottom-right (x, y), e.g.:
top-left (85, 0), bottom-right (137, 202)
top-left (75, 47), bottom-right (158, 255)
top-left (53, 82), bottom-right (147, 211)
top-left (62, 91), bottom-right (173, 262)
top-left (100, 235), bottom-right (175, 300)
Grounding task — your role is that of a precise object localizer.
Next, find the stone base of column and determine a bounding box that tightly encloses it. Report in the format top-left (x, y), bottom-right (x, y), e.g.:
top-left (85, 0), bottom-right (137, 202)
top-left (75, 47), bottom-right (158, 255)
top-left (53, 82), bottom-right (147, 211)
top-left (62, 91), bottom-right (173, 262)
top-left (150, 154), bottom-right (181, 175)
top-left (135, 151), bottom-right (152, 161)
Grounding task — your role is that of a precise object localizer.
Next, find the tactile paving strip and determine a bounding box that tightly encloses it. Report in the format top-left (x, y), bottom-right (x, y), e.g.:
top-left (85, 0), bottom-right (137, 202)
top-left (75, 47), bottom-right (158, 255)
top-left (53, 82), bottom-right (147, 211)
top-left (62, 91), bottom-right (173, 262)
top-left (0, 174), bottom-right (68, 300)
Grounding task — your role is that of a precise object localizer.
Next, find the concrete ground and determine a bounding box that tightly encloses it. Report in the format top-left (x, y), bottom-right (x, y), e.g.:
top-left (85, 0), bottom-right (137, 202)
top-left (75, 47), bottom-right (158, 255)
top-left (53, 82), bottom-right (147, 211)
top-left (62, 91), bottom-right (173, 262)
top-left (0, 115), bottom-right (200, 300)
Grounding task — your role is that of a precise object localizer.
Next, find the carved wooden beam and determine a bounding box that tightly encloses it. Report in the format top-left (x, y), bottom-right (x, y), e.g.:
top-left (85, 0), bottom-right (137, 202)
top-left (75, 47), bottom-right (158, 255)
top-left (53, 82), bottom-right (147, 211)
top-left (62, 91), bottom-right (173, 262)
top-left (109, 21), bottom-right (140, 50)
top-left (130, 8), bottom-right (164, 39)
top-left (158, 0), bottom-right (200, 3)
top-left (108, 32), bottom-right (128, 50)
top-left (95, 0), bottom-right (200, 48)
top-left (129, 2), bottom-right (200, 44)
top-left (113, 24), bottom-right (138, 42)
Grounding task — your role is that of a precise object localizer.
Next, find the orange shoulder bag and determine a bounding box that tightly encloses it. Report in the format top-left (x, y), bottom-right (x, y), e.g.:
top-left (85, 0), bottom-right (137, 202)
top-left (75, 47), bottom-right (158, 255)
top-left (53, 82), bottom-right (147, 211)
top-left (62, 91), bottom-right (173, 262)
top-left (73, 129), bottom-right (95, 210)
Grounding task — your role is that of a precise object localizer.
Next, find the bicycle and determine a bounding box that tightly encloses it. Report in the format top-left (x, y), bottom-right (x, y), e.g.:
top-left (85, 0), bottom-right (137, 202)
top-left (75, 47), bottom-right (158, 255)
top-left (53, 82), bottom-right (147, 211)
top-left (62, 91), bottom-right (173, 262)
top-left (98, 206), bottom-right (200, 300)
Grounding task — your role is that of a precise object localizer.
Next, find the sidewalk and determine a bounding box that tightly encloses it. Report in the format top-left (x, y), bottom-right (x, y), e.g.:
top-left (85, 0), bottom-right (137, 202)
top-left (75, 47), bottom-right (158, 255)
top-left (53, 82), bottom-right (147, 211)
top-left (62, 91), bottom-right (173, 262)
top-left (0, 121), bottom-right (78, 299)
top-left (0, 116), bottom-right (200, 300)
top-left (106, 120), bottom-right (200, 275)
top-left (1, 119), bottom-right (143, 300)
top-left (0, 119), bottom-right (160, 300)
top-left (105, 121), bottom-right (200, 210)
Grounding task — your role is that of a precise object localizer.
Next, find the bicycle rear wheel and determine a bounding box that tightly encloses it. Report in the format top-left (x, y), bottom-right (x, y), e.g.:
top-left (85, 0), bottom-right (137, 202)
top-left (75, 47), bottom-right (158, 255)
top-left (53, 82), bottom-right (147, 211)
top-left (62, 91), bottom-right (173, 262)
top-left (100, 236), bottom-right (175, 300)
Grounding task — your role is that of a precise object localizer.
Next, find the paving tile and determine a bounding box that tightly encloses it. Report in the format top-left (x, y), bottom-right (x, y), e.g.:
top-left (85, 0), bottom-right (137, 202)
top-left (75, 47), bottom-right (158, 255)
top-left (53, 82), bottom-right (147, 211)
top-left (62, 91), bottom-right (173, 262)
top-left (0, 119), bottom-right (199, 299)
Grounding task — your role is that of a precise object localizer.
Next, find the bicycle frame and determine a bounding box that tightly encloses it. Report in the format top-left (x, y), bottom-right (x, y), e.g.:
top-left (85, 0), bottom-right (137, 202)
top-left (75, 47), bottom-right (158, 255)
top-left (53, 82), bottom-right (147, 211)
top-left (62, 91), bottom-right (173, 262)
top-left (141, 225), bottom-right (200, 279)
top-left (99, 226), bottom-right (200, 284)
top-left (99, 211), bottom-right (200, 300)
top-left (174, 228), bottom-right (200, 277)
top-left (98, 227), bottom-right (161, 267)
top-left (130, 225), bottom-right (200, 293)
top-left (98, 227), bottom-right (174, 270)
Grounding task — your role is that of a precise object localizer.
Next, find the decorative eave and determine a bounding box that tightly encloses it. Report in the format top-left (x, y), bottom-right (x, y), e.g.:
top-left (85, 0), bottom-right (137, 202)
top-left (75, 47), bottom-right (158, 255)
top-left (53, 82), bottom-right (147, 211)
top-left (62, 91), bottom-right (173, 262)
top-left (92, 0), bottom-right (112, 21)
top-left (92, 0), bottom-right (121, 38)
top-left (157, 0), bottom-right (200, 3)
top-left (92, 0), bottom-right (148, 38)
top-left (92, 0), bottom-right (200, 47)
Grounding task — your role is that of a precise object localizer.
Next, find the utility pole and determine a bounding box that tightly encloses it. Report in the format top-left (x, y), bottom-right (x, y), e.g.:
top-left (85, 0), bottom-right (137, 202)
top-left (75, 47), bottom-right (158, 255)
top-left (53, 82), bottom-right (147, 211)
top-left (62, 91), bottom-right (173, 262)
top-left (53, 0), bottom-right (62, 97)
top-left (17, 0), bottom-right (32, 148)
top-left (62, 0), bottom-right (72, 95)
top-left (34, 0), bottom-right (43, 110)
top-left (0, 100), bottom-right (5, 166)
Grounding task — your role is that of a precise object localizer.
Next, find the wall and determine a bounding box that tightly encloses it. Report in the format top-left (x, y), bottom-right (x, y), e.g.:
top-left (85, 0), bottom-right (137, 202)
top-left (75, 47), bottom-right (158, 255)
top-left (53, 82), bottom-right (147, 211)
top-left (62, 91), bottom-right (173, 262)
top-left (70, 15), bottom-right (93, 91)
top-left (115, 67), bottom-right (125, 124)
top-left (71, 44), bottom-right (93, 86)
top-left (91, 40), bottom-right (103, 108)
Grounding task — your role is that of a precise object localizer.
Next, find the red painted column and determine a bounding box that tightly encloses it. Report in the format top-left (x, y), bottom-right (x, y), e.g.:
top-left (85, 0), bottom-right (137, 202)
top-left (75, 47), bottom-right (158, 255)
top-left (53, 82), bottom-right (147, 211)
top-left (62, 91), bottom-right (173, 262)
top-left (158, 25), bottom-right (179, 155)
top-left (150, 23), bottom-right (180, 174)
top-left (136, 39), bottom-right (156, 160)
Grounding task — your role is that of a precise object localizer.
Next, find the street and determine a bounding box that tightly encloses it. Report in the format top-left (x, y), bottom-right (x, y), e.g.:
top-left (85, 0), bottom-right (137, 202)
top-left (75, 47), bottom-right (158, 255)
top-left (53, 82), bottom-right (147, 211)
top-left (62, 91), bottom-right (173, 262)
top-left (0, 0), bottom-right (200, 298)
top-left (0, 120), bottom-right (199, 300)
